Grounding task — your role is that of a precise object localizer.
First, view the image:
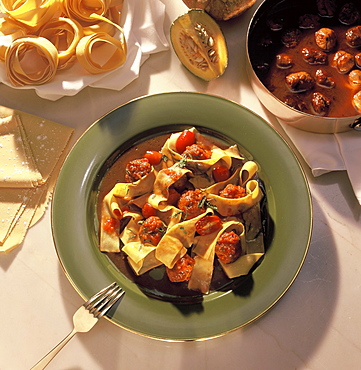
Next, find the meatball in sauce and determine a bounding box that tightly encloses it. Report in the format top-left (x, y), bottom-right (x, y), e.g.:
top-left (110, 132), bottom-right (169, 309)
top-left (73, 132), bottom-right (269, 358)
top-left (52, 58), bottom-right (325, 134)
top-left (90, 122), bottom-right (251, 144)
top-left (252, 1), bottom-right (361, 117)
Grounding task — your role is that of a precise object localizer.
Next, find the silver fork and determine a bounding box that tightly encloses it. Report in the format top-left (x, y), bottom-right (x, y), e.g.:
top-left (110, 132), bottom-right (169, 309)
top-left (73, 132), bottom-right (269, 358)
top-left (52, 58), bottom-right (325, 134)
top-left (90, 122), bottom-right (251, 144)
top-left (31, 282), bottom-right (124, 370)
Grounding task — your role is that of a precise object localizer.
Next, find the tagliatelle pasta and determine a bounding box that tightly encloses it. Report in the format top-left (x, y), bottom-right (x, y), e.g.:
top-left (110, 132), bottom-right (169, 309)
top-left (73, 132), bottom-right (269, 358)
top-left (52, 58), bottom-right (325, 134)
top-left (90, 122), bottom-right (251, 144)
top-left (0, 17), bottom-right (28, 62)
top-left (38, 17), bottom-right (83, 70)
top-left (81, 7), bottom-right (121, 36)
top-left (0, 0), bottom-right (127, 86)
top-left (76, 31), bottom-right (126, 74)
top-left (99, 128), bottom-right (266, 297)
top-left (6, 36), bottom-right (59, 86)
top-left (63, 0), bottom-right (114, 23)
top-left (0, 0), bottom-right (61, 30)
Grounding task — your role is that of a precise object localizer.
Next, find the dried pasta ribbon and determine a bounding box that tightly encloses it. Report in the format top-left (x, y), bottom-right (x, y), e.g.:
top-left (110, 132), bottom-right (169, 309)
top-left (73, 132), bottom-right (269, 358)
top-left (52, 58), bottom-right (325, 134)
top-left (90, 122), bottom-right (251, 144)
top-left (0, 17), bottom-right (28, 61)
top-left (63, 0), bottom-right (120, 23)
top-left (81, 7), bottom-right (121, 36)
top-left (0, 16), bottom-right (28, 37)
top-left (63, 0), bottom-right (125, 36)
top-left (0, 0), bottom-right (61, 30)
top-left (0, 0), bottom-right (127, 85)
top-left (76, 31), bottom-right (126, 74)
top-left (38, 17), bottom-right (83, 69)
top-left (5, 36), bottom-right (59, 86)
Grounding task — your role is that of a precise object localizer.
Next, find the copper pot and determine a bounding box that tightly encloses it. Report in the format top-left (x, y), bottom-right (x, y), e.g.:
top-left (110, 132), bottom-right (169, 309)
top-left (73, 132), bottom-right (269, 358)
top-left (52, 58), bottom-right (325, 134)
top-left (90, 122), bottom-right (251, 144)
top-left (246, 0), bottom-right (361, 133)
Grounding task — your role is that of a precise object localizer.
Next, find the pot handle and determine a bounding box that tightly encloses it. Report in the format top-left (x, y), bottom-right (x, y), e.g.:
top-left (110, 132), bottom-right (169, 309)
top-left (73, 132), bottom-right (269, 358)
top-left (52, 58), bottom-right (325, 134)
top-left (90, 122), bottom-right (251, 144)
top-left (350, 117), bottom-right (361, 131)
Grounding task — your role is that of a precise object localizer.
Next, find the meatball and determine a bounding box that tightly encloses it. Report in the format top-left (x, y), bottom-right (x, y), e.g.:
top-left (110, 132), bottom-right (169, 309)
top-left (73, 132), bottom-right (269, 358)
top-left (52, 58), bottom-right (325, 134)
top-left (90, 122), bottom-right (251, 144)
top-left (177, 189), bottom-right (206, 220)
top-left (346, 26), bottom-right (361, 48)
top-left (315, 69), bottom-right (336, 88)
top-left (301, 47), bottom-right (327, 65)
top-left (311, 92), bottom-right (331, 116)
top-left (332, 51), bottom-right (354, 74)
top-left (125, 158), bottom-right (151, 183)
top-left (215, 231), bottom-right (243, 264)
top-left (355, 53), bottom-right (361, 68)
top-left (338, 2), bottom-right (360, 25)
top-left (162, 169), bottom-right (188, 193)
top-left (298, 14), bottom-right (320, 29)
top-left (352, 91), bottom-right (361, 113)
top-left (285, 71), bottom-right (315, 93)
top-left (139, 216), bottom-right (165, 245)
top-left (316, 0), bottom-right (337, 18)
top-left (219, 184), bottom-right (247, 199)
top-left (182, 143), bottom-right (211, 160)
top-left (170, 174), bottom-right (188, 193)
top-left (348, 70), bottom-right (361, 86)
top-left (315, 28), bottom-right (337, 51)
top-left (281, 28), bottom-right (302, 48)
top-left (267, 16), bottom-right (284, 31)
top-left (282, 95), bottom-right (307, 112)
top-left (276, 53), bottom-right (293, 69)
top-left (166, 254), bottom-right (195, 282)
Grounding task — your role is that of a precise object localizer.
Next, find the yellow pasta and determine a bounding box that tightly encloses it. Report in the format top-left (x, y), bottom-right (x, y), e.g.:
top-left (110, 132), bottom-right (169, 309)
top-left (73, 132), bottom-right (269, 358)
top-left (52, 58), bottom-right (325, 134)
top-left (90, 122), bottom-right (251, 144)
top-left (76, 31), bottom-right (126, 74)
top-left (0, 0), bottom-right (61, 29)
top-left (5, 36), bottom-right (59, 86)
top-left (0, 0), bottom-right (127, 85)
top-left (38, 16), bottom-right (83, 69)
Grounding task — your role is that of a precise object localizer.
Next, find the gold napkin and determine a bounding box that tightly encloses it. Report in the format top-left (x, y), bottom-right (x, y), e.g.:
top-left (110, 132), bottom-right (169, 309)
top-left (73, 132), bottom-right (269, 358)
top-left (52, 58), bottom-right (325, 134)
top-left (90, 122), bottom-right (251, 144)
top-left (0, 106), bottom-right (74, 253)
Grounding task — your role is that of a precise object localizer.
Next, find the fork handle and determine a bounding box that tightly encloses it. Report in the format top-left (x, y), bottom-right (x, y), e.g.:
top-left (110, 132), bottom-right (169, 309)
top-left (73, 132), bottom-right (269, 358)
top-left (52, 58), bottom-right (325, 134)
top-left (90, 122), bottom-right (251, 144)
top-left (30, 328), bottom-right (77, 370)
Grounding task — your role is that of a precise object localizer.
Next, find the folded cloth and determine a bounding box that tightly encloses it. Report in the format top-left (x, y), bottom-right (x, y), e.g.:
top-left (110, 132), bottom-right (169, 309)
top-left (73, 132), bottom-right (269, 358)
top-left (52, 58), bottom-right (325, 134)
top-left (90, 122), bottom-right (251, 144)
top-left (0, 0), bottom-right (169, 100)
top-left (279, 121), bottom-right (361, 204)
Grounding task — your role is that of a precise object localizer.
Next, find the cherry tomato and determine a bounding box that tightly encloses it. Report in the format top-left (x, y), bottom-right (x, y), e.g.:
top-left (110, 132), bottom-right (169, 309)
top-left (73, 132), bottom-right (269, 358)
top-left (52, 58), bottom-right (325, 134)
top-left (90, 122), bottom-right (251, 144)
top-left (195, 215), bottom-right (222, 236)
top-left (144, 150), bottom-right (162, 166)
top-left (102, 217), bottom-right (120, 234)
top-left (142, 203), bottom-right (157, 218)
top-left (212, 165), bottom-right (230, 182)
top-left (175, 130), bottom-right (196, 154)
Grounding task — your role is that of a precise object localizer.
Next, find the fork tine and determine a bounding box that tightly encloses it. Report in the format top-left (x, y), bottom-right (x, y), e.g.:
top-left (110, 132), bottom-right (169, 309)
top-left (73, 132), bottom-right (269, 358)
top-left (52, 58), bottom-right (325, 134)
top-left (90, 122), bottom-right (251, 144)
top-left (83, 282), bottom-right (124, 319)
top-left (84, 282), bottom-right (117, 307)
top-left (88, 286), bottom-right (124, 318)
top-left (94, 287), bottom-right (125, 318)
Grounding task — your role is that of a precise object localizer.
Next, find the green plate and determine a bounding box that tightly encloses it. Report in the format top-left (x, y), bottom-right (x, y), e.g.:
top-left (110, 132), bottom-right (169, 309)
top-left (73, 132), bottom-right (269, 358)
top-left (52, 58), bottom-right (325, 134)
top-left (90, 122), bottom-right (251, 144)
top-left (52, 92), bottom-right (312, 341)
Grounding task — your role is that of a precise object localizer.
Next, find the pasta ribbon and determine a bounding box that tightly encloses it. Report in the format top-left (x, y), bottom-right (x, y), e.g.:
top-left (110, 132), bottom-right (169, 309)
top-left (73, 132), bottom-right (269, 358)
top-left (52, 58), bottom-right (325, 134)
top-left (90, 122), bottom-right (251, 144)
top-left (0, 17), bottom-right (28, 61)
top-left (81, 6), bottom-right (121, 36)
top-left (0, 0), bottom-right (127, 85)
top-left (5, 36), bottom-right (59, 86)
top-left (0, 0), bottom-right (61, 30)
top-left (76, 31), bottom-right (126, 74)
top-left (189, 221), bottom-right (245, 294)
top-left (62, 0), bottom-right (117, 23)
top-left (219, 204), bottom-right (265, 279)
top-left (62, 0), bottom-right (125, 37)
top-left (38, 17), bottom-right (83, 69)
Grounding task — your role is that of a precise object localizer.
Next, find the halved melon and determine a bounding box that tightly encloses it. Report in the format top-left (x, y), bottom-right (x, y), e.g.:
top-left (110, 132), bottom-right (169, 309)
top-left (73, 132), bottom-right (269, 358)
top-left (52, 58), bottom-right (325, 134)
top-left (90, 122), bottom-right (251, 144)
top-left (170, 10), bottom-right (228, 81)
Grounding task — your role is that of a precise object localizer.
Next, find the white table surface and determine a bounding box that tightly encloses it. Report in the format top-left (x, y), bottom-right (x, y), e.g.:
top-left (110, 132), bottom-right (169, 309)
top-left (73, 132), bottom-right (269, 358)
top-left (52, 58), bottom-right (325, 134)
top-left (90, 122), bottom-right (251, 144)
top-left (1, 1), bottom-right (361, 369)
